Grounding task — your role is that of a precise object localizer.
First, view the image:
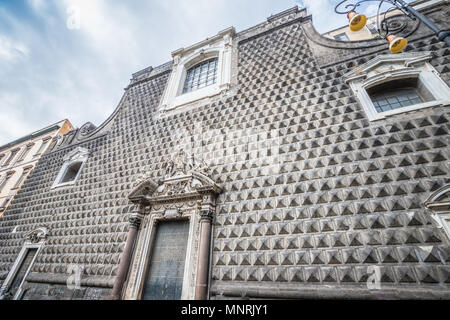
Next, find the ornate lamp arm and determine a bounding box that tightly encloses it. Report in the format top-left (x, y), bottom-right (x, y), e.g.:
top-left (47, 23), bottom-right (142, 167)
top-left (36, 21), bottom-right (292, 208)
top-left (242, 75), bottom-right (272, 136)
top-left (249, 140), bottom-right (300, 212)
top-left (334, 0), bottom-right (450, 46)
top-left (335, 0), bottom-right (395, 14)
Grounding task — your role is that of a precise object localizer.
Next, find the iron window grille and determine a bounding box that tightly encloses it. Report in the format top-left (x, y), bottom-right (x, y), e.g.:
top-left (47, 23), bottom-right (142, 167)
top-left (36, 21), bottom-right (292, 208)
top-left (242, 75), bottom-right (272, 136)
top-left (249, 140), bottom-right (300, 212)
top-left (371, 87), bottom-right (423, 112)
top-left (368, 77), bottom-right (433, 113)
top-left (183, 58), bottom-right (218, 94)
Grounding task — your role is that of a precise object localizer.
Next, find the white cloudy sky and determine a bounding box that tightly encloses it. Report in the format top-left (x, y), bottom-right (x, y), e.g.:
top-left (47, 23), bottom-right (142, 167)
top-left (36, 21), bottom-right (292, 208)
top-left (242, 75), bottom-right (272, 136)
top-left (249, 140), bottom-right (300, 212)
top-left (0, 0), bottom-right (411, 144)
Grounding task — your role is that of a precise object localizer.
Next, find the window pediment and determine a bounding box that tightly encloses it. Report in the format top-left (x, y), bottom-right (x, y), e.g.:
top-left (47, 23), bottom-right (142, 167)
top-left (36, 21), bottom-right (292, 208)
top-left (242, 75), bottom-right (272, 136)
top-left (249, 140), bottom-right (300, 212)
top-left (344, 52), bottom-right (434, 83)
top-left (63, 147), bottom-right (90, 162)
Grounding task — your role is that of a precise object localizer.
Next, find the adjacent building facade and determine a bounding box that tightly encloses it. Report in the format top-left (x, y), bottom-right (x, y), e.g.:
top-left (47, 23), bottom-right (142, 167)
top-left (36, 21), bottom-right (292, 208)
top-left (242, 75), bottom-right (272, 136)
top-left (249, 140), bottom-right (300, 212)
top-left (0, 120), bottom-right (74, 218)
top-left (0, 2), bottom-right (449, 300)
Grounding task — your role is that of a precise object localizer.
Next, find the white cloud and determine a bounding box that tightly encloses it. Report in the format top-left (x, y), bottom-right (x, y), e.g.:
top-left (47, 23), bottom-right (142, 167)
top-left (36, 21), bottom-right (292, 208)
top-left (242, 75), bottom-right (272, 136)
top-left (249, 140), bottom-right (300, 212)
top-left (297, 0), bottom-right (348, 33)
top-left (0, 35), bottom-right (28, 61)
top-left (365, 4), bottom-right (379, 17)
top-left (28, 0), bottom-right (46, 11)
top-left (6, 0), bottom-right (410, 145)
top-left (0, 94), bottom-right (34, 144)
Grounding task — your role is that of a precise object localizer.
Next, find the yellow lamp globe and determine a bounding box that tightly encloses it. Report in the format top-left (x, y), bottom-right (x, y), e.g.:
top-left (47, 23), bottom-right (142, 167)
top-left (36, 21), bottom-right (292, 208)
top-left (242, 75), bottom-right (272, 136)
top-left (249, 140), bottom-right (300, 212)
top-left (387, 34), bottom-right (408, 53)
top-left (347, 11), bottom-right (367, 32)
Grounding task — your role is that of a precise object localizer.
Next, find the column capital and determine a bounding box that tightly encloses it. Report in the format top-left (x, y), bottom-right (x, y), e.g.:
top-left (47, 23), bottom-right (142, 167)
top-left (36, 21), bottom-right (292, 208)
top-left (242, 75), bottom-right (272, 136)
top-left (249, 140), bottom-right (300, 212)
top-left (128, 216), bottom-right (142, 228)
top-left (199, 209), bottom-right (214, 222)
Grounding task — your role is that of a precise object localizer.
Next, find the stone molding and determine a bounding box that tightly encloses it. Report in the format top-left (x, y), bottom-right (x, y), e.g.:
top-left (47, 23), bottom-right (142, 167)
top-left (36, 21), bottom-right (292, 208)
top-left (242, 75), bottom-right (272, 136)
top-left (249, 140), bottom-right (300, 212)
top-left (25, 227), bottom-right (48, 244)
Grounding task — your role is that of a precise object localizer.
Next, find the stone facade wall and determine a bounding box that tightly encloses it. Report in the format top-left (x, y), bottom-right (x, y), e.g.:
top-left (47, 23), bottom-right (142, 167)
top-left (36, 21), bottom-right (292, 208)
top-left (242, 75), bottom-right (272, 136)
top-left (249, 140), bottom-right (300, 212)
top-left (0, 4), bottom-right (449, 299)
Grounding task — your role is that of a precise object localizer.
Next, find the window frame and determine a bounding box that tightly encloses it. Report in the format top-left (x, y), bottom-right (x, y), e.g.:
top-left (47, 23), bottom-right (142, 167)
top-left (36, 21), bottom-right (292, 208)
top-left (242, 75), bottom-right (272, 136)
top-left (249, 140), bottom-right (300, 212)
top-left (0, 196), bottom-right (12, 211)
top-left (0, 171), bottom-right (15, 193)
top-left (16, 143), bottom-right (34, 163)
top-left (12, 166), bottom-right (32, 190)
top-left (51, 147), bottom-right (89, 189)
top-left (59, 161), bottom-right (83, 184)
top-left (160, 27), bottom-right (234, 112)
top-left (33, 137), bottom-right (51, 157)
top-left (344, 52), bottom-right (450, 121)
top-left (2, 148), bottom-right (20, 167)
top-left (334, 32), bottom-right (350, 41)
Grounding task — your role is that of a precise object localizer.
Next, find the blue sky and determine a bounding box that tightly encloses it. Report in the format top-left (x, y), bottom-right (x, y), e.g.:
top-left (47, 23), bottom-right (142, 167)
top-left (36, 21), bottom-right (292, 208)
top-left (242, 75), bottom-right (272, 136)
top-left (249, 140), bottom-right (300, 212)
top-left (0, 0), bottom-right (412, 144)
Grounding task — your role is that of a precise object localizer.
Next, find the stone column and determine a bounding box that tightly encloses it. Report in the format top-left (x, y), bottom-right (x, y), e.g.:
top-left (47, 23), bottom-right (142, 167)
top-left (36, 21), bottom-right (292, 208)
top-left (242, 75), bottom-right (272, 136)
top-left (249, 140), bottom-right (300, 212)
top-left (194, 210), bottom-right (214, 300)
top-left (108, 199), bottom-right (146, 300)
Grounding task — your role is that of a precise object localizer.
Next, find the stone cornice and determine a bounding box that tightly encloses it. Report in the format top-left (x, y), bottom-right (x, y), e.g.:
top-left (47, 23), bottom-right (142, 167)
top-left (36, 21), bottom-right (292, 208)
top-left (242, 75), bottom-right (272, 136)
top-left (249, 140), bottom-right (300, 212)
top-left (171, 27), bottom-right (235, 59)
top-left (343, 51), bottom-right (434, 84)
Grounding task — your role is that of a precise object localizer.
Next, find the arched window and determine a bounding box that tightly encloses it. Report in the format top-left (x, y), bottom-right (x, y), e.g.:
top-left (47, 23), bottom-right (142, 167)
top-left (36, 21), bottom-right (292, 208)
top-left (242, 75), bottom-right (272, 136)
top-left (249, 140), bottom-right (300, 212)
top-left (344, 52), bottom-right (450, 121)
top-left (367, 77), bottom-right (433, 113)
top-left (182, 58), bottom-right (218, 94)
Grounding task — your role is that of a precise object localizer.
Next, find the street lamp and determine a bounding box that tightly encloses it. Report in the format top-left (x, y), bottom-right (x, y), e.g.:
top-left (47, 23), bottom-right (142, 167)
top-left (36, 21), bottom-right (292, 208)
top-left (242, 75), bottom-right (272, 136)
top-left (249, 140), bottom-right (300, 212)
top-left (335, 0), bottom-right (450, 53)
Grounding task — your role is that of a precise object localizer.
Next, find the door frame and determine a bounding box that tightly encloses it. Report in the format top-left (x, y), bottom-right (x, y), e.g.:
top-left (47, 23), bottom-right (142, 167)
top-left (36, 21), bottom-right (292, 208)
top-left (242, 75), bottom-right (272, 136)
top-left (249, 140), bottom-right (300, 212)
top-left (0, 227), bottom-right (48, 300)
top-left (123, 170), bottom-right (221, 300)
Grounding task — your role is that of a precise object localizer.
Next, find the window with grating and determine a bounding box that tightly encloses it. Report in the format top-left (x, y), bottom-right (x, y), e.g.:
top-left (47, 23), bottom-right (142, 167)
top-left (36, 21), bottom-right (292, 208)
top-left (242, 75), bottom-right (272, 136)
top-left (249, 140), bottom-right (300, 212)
top-left (183, 58), bottom-right (218, 94)
top-left (368, 78), bottom-right (433, 113)
top-left (371, 87), bottom-right (423, 112)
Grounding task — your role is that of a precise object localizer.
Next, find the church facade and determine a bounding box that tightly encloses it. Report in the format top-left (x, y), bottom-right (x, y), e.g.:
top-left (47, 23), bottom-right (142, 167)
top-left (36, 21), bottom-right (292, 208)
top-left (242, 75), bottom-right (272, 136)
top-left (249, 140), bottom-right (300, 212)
top-left (0, 3), bottom-right (449, 300)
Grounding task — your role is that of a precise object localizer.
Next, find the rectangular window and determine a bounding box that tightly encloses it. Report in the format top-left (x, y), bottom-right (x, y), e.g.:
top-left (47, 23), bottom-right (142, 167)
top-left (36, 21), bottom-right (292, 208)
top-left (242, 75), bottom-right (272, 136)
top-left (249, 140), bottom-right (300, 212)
top-left (7, 248), bottom-right (37, 298)
top-left (334, 33), bottom-right (350, 41)
top-left (34, 138), bottom-right (50, 156)
top-left (368, 78), bottom-right (432, 113)
top-left (60, 162), bottom-right (82, 183)
top-left (3, 149), bottom-right (19, 167)
top-left (12, 169), bottom-right (30, 189)
top-left (16, 144), bottom-right (33, 163)
top-left (371, 88), bottom-right (423, 112)
top-left (0, 173), bottom-right (14, 193)
top-left (0, 196), bottom-right (11, 210)
top-left (367, 24), bottom-right (378, 34)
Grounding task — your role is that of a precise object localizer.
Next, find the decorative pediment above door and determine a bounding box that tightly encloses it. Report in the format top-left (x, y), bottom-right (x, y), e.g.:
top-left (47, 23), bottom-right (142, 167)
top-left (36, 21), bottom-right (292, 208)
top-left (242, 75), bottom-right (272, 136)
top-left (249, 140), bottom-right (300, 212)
top-left (128, 151), bottom-right (221, 216)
